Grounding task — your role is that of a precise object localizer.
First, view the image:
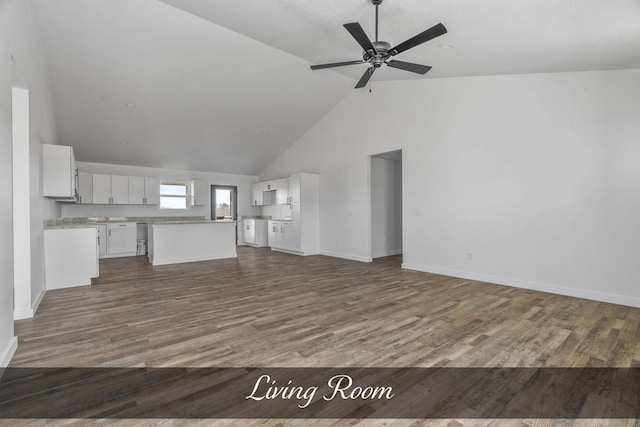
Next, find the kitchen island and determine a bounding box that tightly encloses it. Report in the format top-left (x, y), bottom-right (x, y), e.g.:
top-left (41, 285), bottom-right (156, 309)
top-left (147, 220), bottom-right (237, 266)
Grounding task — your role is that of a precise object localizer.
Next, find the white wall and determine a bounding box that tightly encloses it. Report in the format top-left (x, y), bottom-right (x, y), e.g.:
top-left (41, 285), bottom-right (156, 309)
top-left (260, 69), bottom-right (640, 308)
top-left (1, 0), bottom-right (59, 364)
top-left (62, 162), bottom-right (259, 221)
top-left (371, 156), bottom-right (402, 258)
top-left (12, 0), bottom-right (59, 321)
top-left (0, 0), bottom-right (17, 367)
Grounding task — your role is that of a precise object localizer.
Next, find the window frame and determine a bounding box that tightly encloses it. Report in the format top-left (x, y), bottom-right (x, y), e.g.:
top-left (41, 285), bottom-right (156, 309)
top-left (159, 181), bottom-right (189, 210)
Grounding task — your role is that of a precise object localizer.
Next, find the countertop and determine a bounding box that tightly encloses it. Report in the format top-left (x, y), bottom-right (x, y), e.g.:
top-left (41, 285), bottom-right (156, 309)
top-left (44, 217), bottom-right (237, 230)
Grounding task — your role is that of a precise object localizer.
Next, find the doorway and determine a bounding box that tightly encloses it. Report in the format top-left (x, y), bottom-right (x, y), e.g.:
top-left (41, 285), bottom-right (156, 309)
top-left (211, 185), bottom-right (238, 244)
top-left (211, 186), bottom-right (237, 221)
top-left (370, 150), bottom-right (403, 264)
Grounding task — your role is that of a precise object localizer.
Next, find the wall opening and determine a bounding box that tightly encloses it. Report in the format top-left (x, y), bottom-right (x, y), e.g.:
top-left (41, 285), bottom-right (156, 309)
top-left (370, 150), bottom-right (403, 264)
top-left (211, 185), bottom-right (238, 243)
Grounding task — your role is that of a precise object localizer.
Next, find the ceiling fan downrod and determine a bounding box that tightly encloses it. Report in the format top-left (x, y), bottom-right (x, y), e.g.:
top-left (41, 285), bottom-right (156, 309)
top-left (373, 0), bottom-right (382, 42)
top-left (368, 0), bottom-right (390, 69)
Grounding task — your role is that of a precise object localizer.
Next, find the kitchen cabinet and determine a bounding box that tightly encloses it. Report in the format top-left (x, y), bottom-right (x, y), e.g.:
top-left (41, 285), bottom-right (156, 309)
top-left (191, 180), bottom-right (208, 206)
top-left (251, 182), bottom-right (264, 206)
top-left (244, 219), bottom-right (255, 244)
top-left (93, 174), bottom-right (129, 204)
top-left (289, 173), bottom-right (301, 204)
top-left (269, 173), bottom-right (319, 256)
top-left (78, 172), bottom-right (93, 204)
top-left (96, 224), bottom-right (108, 256)
top-left (144, 177), bottom-right (160, 205)
top-left (243, 219), bottom-right (268, 247)
top-left (43, 144), bottom-right (79, 201)
top-left (111, 176), bottom-right (129, 204)
top-left (275, 178), bottom-right (290, 205)
top-left (44, 227), bottom-right (99, 290)
top-left (129, 176), bottom-right (159, 205)
top-left (128, 176), bottom-right (144, 204)
top-left (104, 222), bottom-right (137, 257)
top-left (268, 221), bottom-right (280, 248)
top-left (268, 220), bottom-right (294, 251)
top-left (92, 174), bottom-right (111, 204)
top-left (251, 179), bottom-right (290, 206)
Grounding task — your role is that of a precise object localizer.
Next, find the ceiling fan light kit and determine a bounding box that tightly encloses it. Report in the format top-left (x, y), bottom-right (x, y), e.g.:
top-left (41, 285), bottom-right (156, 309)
top-left (310, 0), bottom-right (447, 89)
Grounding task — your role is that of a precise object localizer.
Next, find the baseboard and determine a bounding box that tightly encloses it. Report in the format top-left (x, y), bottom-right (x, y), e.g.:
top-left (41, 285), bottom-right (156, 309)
top-left (372, 249), bottom-right (402, 258)
top-left (401, 263), bottom-right (640, 309)
top-left (0, 336), bottom-right (18, 368)
top-left (32, 287), bottom-right (45, 315)
top-left (151, 252), bottom-right (237, 266)
top-left (13, 307), bottom-right (33, 321)
top-left (13, 286), bottom-right (45, 320)
top-left (100, 251), bottom-right (138, 259)
top-left (320, 250), bottom-right (372, 263)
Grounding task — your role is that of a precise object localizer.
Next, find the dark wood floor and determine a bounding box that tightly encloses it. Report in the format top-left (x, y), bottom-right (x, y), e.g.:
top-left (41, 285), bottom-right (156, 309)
top-left (8, 247), bottom-right (640, 426)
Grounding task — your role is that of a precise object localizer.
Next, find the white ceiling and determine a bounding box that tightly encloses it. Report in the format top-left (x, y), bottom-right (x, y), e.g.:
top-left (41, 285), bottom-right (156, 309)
top-left (33, 0), bottom-right (640, 175)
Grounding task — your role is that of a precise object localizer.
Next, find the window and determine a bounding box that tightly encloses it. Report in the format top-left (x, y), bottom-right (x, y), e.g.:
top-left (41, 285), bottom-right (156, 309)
top-left (160, 182), bottom-right (188, 209)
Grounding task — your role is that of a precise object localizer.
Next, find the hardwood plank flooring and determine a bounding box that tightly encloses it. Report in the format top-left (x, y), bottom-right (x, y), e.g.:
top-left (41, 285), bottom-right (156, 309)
top-left (6, 247), bottom-right (640, 426)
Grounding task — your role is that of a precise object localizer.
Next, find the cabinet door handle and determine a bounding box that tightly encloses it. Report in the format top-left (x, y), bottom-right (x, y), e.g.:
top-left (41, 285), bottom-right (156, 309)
top-left (108, 230), bottom-right (111, 237)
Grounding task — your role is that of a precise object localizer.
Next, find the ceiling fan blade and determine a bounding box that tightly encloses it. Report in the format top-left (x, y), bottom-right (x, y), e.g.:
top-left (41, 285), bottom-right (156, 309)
top-left (355, 68), bottom-right (375, 89)
top-left (344, 22), bottom-right (377, 54)
top-left (389, 23), bottom-right (447, 56)
top-left (386, 60), bottom-right (432, 75)
top-left (310, 60), bottom-right (365, 70)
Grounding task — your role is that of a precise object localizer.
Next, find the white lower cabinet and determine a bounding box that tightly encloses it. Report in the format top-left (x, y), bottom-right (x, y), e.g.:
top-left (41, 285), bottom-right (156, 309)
top-left (244, 219), bottom-right (268, 247)
top-left (268, 220), bottom-right (295, 251)
top-left (97, 224), bottom-right (108, 256)
top-left (44, 228), bottom-right (99, 290)
top-left (244, 219), bottom-right (256, 245)
top-left (100, 223), bottom-right (137, 258)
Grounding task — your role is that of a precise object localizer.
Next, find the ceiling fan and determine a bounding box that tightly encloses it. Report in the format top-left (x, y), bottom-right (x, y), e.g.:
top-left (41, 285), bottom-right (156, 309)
top-left (310, 0), bottom-right (447, 89)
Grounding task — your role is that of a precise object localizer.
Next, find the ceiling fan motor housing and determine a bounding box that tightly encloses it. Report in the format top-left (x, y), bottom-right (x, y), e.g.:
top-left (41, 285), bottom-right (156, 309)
top-left (364, 41), bottom-right (391, 67)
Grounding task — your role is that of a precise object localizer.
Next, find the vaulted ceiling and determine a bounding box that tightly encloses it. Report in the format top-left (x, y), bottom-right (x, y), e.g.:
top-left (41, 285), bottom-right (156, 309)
top-left (33, 0), bottom-right (640, 175)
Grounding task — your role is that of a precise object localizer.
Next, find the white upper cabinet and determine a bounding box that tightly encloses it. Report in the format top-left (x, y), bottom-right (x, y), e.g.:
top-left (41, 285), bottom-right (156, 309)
top-left (128, 176), bottom-right (145, 204)
top-left (127, 176), bottom-right (159, 205)
top-left (289, 173), bottom-right (301, 204)
top-left (92, 174), bottom-right (111, 204)
top-left (275, 178), bottom-right (290, 205)
top-left (144, 177), bottom-right (160, 205)
top-left (77, 172), bottom-right (93, 204)
top-left (191, 180), bottom-right (208, 206)
top-left (251, 183), bottom-right (263, 206)
top-left (110, 175), bottom-right (129, 204)
top-left (251, 178), bottom-right (291, 206)
top-left (93, 174), bottom-right (128, 204)
top-left (42, 144), bottom-right (79, 201)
